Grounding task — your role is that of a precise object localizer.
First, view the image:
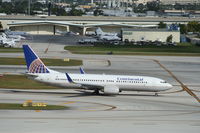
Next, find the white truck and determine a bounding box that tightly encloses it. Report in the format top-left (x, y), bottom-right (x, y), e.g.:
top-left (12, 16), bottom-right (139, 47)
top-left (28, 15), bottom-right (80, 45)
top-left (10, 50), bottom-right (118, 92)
top-left (78, 38), bottom-right (98, 44)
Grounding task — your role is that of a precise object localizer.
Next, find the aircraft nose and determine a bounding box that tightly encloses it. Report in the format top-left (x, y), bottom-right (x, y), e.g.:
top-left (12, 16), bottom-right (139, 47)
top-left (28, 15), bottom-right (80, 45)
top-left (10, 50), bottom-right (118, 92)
top-left (167, 83), bottom-right (173, 89)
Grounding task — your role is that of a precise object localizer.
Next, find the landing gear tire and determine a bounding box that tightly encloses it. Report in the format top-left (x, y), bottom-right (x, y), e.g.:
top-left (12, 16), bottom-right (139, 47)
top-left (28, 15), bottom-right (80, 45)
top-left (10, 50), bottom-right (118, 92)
top-left (155, 93), bottom-right (158, 96)
top-left (92, 89), bottom-right (100, 95)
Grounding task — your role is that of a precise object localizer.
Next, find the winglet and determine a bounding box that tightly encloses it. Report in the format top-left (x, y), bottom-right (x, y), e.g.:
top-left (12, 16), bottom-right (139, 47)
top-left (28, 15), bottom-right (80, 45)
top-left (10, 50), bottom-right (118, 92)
top-left (66, 73), bottom-right (73, 83)
top-left (79, 67), bottom-right (85, 74)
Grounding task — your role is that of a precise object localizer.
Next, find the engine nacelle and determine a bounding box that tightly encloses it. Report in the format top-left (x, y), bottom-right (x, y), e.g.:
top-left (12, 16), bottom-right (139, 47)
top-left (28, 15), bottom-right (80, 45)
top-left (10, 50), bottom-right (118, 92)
top-left (104, 85), bottom-right (119, 95)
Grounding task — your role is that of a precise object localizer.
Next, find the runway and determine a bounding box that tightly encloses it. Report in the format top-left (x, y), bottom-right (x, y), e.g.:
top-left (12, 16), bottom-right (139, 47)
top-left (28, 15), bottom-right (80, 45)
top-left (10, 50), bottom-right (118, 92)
top-left (0, 36), bottom-right (200, 133)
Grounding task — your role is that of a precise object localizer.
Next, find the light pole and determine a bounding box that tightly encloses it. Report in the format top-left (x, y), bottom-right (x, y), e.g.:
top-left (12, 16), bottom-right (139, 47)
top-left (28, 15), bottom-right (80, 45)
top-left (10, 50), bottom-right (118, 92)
top-left (28, 0), bottom-right (30, 15)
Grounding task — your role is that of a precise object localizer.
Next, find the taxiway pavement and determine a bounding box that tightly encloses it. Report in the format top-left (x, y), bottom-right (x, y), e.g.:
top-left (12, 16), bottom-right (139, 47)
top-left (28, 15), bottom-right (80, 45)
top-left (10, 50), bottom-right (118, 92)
top-left (0, 36), bottom-right (200, 133)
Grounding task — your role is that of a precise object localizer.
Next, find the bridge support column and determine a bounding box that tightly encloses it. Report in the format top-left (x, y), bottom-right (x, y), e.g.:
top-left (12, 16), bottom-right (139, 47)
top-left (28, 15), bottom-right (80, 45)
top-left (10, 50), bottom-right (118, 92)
top-left (82, 27), bottom-right (88, 35)
top-left (66, 25), bottom-right (69, 32)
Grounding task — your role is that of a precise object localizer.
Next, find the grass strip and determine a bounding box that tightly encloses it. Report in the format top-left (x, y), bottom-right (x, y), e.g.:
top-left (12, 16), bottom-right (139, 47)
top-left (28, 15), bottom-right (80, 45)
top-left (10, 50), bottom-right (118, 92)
top-left (0, 75), bottom-right (61, 89)
top-left (0, 57), bottom-right (82, 66)
top-left (0, 47), bottom-right (22, 53)
top-left (0, 103), bottom-right (67, 110)
top-left (64, 44), bottom-right (200, 56)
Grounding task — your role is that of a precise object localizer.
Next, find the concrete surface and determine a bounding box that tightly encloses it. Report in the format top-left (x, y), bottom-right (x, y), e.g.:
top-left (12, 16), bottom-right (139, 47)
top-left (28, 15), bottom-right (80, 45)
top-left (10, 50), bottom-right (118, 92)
top-left (0, 87), bottom-right (199, 133)
top-left (0, 35), bottom-right (200, 133)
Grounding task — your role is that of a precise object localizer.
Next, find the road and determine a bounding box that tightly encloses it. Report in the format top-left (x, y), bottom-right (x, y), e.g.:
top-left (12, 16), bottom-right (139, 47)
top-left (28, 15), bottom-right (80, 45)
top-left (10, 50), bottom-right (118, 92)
top-left (1, 15), bottom-right (200, 23)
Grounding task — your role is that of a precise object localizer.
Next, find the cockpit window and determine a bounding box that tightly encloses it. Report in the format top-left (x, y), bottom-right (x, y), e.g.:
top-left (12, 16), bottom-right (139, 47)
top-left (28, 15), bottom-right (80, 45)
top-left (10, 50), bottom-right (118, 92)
top-left (160, 81), bottom-right (167, 83)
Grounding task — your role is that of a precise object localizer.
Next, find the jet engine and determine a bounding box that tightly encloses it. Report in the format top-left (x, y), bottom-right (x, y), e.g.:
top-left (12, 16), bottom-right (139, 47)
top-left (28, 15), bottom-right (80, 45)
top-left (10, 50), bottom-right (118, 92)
top-left (103, 85), bottom-right (119, 95)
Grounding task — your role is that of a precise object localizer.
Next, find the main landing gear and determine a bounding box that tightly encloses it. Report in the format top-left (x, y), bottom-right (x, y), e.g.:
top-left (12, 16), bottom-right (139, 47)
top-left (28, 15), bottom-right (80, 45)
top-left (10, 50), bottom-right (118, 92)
top-left (92, 89), bottom-right (100, 95)
top-left (155, 93), bottom-right (158, 96)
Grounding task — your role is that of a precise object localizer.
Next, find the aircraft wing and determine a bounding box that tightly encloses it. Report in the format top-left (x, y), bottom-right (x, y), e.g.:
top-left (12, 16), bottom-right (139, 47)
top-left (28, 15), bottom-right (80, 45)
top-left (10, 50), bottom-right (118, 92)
top-left (80, 83), bottom-right (119, 94)
top-left (66, 73), bottom-right (103, 90)
top-left (80, 83), bottom-right (104, 90)
top-left (65, 73), bottom-right (119, 94)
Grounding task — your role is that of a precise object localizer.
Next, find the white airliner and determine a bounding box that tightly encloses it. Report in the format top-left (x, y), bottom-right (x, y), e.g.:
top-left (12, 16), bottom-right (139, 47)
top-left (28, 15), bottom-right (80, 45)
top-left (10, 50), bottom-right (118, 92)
top-left (95, 27), bottom-right (121, 41)
top-left (0, 33), bottom-right (16, 47)
top-left (2, 33), bottom-right (25, 42)
top-left (23, 45), bottom-right (173, 95)
top-left (99, 34), bottom-right (121, 41)
top-left (5, 29), bottom-right (29, 36)
top-left (96, 27), bottom-right (118, 36)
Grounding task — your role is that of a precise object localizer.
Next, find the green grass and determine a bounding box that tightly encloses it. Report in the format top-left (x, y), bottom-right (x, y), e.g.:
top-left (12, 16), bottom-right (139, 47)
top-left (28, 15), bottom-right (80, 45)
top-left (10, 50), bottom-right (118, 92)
top-left (0, 75), bottom-right (61, 89)
top-left (0, 47), bottom-right (23, 53)
top-left (0, 103), bottom-right (67, 110)
top-left (0, 57), bottom-right (82, 66)
top-left (64, 43), bottom-right (200, 56)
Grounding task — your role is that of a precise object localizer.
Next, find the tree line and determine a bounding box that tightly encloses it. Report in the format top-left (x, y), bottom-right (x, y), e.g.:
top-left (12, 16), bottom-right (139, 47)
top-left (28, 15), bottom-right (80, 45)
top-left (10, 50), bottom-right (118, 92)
top-left (179, 21), bottom-right (200, 34)
top-left (0, 0), bottom-right (84, 16)
top-left (131, 1), bottom-right (200, 13)
top-left (158, 21), bottom-right (200, 34)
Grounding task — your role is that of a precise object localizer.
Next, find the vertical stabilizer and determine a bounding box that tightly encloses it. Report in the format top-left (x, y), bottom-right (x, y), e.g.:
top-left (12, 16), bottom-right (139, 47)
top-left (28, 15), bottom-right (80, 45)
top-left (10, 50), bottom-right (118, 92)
top-left (95, 27), bottom-right (104, 36)
top-left (23, 45), bottom-right (50, 73)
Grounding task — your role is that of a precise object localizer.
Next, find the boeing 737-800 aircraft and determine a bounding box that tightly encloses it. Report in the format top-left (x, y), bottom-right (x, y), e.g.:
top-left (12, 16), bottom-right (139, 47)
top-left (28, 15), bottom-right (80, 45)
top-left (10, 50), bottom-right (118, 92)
top-left (23, 45), bottom-right (173, 95)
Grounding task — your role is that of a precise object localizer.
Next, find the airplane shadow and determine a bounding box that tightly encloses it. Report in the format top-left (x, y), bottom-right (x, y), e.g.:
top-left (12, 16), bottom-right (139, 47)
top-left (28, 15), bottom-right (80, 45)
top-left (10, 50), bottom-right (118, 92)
top-left (8, 89), bottom-right (106, 98)
top-left (8, 89), bottom-right (162, 98)
top-left (9, 90), bottom-right (78, 95)
top-left (62, 90), bottom-right (161, 98)
top-left (119, 93), bottom-right (163, 97)
top-left (62, 90), bottom-right (111, 98)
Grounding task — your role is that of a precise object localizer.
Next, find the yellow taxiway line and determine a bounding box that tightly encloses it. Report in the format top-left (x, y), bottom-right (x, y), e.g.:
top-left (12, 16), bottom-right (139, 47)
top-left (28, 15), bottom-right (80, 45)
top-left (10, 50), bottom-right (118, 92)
top-left (153, 59), bottom-right (200, 103)
top-left (63, 101), bottom-right (76, 104)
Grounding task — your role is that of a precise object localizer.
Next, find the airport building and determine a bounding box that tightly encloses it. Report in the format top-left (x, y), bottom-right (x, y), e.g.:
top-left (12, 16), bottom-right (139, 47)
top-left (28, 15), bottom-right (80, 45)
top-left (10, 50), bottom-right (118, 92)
top-left (2, 0), bottom-right (11, 2)
top-left (95, 0), bottom-right (155, 8)
top-left (7, 21), bottom-right (147, 35)
top-left (8, 21), bottom-right (71, 35)
top-left (2, 16), bottom-right (160, 35)
top-left (160, 0), bottom-right (200, 5)
top-left (122, 28), bottom-right (180, 42)
top-left (1, 16), bottom-right (198, 36)
top-left (133, 0), bottom-right (156, 5)
top-left (96, 0), bottom-right (200, 7)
